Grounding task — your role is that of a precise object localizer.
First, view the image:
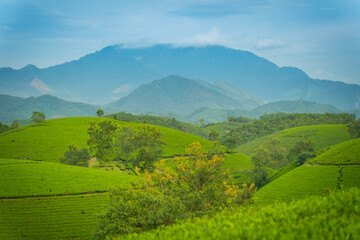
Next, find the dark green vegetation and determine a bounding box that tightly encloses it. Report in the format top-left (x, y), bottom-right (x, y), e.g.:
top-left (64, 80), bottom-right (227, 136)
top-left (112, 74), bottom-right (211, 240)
top-left (107, 111), bottom-right (208, 138)
top-left (107, 75), bottom-right (264, 115)
top-left (255, 137), bottom-right (360, 205)
top-left (0, 94), bottom-right (100, 123)
top-left (120, 188), bottom-right (360, 240)
top-left (2, 45), bottom-right (360, 110)
top-left (0, 117), bottom-right (215, 162)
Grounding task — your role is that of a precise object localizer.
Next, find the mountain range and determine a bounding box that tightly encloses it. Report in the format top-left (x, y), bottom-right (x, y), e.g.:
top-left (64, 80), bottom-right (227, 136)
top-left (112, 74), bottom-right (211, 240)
top-left (0, 94), bottom-right (99, 124)
top-left (107, 75), bottom-right (264, 115)
top-left (1, 44), bottom-right (359, 109)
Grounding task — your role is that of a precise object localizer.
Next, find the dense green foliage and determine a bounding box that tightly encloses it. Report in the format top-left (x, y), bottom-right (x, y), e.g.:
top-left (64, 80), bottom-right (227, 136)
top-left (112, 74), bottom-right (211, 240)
top-left (0, 159), bottom-right (136, 198)
top-left (108, 111), bottom-right (207, 138)
top-left (120, 188), bottom-right (360, 240)
top-left (222, 113), bottom-right (354, 147)
top-left (60, 144), bottom-right (90, 167)
top-left (0, 117), bottom-right (215, 162)
top-left (347, 119), bottom-right (360, 137)
top-left (94, 143), bottom-right (256, 239)
top-left (0, 121), bottom-right (9, 134)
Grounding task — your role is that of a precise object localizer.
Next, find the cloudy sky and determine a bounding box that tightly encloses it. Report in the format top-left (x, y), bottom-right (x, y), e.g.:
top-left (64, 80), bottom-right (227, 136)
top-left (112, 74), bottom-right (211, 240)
top-left (0, 0), bottom-right (359, 84)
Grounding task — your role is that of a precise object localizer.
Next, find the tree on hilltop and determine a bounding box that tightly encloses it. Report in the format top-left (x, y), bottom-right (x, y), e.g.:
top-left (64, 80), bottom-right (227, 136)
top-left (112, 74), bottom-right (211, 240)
top-left (97, 109), bottom-right (104, 117)
top-left (31, 111), bottom-right (46, 123)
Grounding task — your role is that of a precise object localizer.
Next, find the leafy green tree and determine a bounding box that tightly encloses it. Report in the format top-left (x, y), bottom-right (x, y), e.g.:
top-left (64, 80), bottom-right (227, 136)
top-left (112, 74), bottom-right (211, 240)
top-left (297, 152), bottom-right (315, 166)
top-left (199, 118), bottom-right (205, 128)
top-left (60, 144), bottom-right (90, 167)
top-left (131, 125), bottom-right (165, 172)
top-left (251, 137), bottom-right (286, 169)
top-left (347, 119), bottom-right (360, 138)
top-left (11, 120), bottom-right (20, 129)
top-left (87, 120), bottom-right (118, 169)
top-left (287, 139), bottom-right (315, 162)
top-left (0, 122), bottom-right (10, 134)
top-left (94, 142), bottom-right (256, 239)
top-left (96, 109), bottom-right (104, 117)
top-left (114, 126), bottom-right (136, 163)
top-left (31, 111), bottom-right (46, 123)
top-left (250, 167), bottom-right (268, 188)
top-left (208, 129), bottom-right (219, 141)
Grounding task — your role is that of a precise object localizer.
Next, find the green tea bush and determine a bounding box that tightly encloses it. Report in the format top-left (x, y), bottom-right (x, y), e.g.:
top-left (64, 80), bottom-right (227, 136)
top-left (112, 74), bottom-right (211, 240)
top-left (121, 187), bottom-right (360, 240)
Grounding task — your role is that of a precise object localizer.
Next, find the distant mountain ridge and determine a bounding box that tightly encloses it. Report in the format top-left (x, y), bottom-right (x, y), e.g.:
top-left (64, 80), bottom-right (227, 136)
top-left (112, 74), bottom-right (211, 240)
top-left (0, 94), bottom-right (100, 123)
top-left (0, 44), bottom-right (359, 109)
top-left (107, 75), bottom-right (265, 115)
top-left (184, 100), bottom-right (343, 123)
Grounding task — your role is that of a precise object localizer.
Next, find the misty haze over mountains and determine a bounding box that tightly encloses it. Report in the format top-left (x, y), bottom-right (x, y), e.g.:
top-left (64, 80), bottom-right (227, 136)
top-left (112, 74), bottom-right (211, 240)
top-left (0, 44), bottom-right (359, 115)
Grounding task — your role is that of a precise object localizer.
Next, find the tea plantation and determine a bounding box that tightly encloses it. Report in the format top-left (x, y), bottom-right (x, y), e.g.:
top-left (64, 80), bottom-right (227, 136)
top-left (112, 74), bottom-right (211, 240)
top-left (236, 124), bottom-right (352, 156)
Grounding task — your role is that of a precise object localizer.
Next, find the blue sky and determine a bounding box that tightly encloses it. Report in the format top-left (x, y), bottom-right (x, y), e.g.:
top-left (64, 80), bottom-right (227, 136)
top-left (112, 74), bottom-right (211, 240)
top-left (0, 0), bottom-right (359, 84)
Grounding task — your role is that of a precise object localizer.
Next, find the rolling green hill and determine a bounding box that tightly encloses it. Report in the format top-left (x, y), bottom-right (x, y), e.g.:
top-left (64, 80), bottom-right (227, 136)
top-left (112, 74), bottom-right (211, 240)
top-left (254, 138), bottom-right (360, 205)
top-left (0, 157), bottom-right (137, 239)
top-left (119, 188), bottom-right (360, 240)
top-left (0, 117), bottom-right (217, 162)
top-left (236, 124), bottom-right (352, 156)
top-left (0, 158), bottom-right (136, 198)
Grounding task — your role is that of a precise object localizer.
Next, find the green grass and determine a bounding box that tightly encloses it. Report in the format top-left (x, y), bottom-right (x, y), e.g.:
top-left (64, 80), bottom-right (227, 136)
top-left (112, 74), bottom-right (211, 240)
top-left (307, 137), bottom-right (360, 165)
top-left (0, 193), bottom-right (107, 240)
top-left (120, 188), bottom-right (360, 240)
top-left (254, 165), bottom-right (339, 205)
top-left (0, 117), bottom-right (216, 163)
top-left (0, 158), bottom-right (136, 198)
top-left (224, 153), bottom-right (254, 170)
top-left (342, 166), bottom-right (360, 188)
top-left (236, 124), bottom-right (352, 156)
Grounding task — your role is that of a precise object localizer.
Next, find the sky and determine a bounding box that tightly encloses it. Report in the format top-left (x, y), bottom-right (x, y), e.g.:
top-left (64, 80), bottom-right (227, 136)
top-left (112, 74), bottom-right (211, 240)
top-left (0, 0), bottom-right (359, 84)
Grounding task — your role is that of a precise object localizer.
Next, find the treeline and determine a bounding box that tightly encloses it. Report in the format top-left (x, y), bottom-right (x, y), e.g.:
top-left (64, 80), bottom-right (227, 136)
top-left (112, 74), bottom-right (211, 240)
top-left (107, 112), bottom-right (207, 138)
top-left (221, 113), bottom-right (355, 148)
top-left (0, 120), bottom-right (20, 134)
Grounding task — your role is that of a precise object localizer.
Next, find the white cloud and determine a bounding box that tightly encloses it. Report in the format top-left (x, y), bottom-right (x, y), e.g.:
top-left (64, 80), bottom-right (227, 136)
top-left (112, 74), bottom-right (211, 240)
top-left (178, 27), bottom-right (233, 46)
top-left (255, 38), bottom-right (286, 50)
top-left (30, 78), bottom-right (52, 93)
top-left (112, 84), bottom-right (131, 94)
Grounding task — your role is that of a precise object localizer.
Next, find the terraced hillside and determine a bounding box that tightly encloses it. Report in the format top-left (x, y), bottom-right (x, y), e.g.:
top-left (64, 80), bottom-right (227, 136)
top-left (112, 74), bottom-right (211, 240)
top-left (236, 124), bottom-right (352, 156)
top-left (0, 117), bottom-right (217, 162)
top-left (255, 138), bottom-right (360, 205)
top-left (0, 158), bottom-right (137, 239)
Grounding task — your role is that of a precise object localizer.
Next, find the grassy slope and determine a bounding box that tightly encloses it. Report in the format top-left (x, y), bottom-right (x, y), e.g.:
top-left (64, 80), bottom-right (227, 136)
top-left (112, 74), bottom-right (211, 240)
top-left (255, 138), bottom-right (360, 205)
top-left (307, 137), bottom-right (360, 165)
top-left (236, 124), bottom-right (352, 156)
top-left (0, 117), bottom-right (216, 162)
top-left (0, 159), bottom-right (136, 198)
top-left (120, 188), bottom-right (360, 240)
top-left (0, 194), bottom-right (107, 240)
